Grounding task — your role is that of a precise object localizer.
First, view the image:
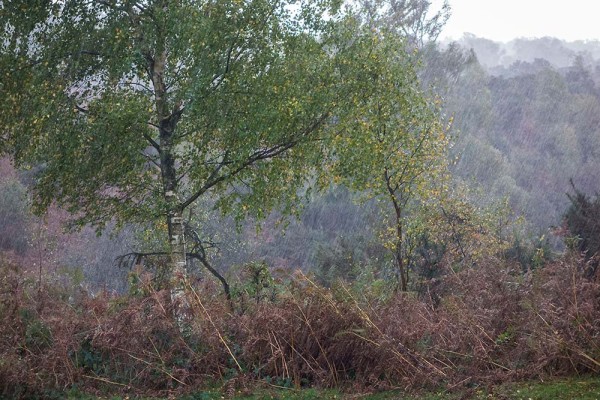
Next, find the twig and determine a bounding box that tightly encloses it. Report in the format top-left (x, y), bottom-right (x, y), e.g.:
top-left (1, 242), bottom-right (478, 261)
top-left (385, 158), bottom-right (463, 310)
top-left (127, 353), bottom-right (187, 385)
top-left (578, 351), bottom-right (600, 369)
top-left (437, 349), bottom-right (512, 371)
top-left (82, 374), bottom-right (128, 387)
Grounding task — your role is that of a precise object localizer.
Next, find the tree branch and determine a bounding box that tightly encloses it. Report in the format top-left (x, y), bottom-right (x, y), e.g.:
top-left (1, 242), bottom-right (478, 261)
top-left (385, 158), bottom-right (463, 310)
top-left (139, 150), bottom-right (161, 169)
top-left (116, 250), bottom-right (230, 299)
top-left (188, 253), bottom-right (231, 300)
top-left (143, 132), bottom-right (161, 152)
top-left (181, 112), bottom-right (330, 210)
top-left (75, 104), bottom-right (89, 113)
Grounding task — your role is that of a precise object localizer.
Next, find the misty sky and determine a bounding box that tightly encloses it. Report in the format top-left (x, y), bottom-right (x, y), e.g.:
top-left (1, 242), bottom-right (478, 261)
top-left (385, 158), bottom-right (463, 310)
top-left (433, 0), bottom-right (600, 42)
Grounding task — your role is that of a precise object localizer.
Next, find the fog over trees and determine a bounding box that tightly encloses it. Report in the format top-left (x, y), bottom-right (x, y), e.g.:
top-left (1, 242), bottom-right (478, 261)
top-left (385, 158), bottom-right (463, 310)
top-left (1, 1), bottom-right (599, 397)
top-left (3, 28), bottom-right (600, 290)
top-left (447, 36), bottom-right (600, 235)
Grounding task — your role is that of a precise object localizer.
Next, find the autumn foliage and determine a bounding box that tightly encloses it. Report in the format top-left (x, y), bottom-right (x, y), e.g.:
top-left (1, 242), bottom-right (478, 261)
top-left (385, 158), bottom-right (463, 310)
top-left (1, 254), bottom-right (598, 398)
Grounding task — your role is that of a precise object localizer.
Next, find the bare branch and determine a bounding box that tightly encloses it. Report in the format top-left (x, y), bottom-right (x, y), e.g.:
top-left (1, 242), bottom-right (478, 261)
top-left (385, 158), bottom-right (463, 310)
top-left (143, 133), bottom-right (161, 152)
top-left (74, 104), bottom-right (89, 113)
top-left (115, 250), bottom-right (230, 299)
top-left (139, 150), bottom-right (161, 169)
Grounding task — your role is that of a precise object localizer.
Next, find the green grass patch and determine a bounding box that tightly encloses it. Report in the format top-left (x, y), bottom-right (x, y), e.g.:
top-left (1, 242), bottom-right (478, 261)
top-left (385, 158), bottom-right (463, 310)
top-left (486, 377), bottom-right (600, 400)
top-left (63, 377), bottom-right (600, 400)
top-left (224, 378), bottom-right (600, 400)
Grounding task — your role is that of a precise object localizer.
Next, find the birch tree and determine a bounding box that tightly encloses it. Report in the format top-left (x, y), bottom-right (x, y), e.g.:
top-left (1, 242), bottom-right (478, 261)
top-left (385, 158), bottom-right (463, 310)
top-left (327, 27), bottom-right (450, 291)
top-left (0, 1), bottom-right (416, 290)
top-left (0, 0), bottom-right (443, 294)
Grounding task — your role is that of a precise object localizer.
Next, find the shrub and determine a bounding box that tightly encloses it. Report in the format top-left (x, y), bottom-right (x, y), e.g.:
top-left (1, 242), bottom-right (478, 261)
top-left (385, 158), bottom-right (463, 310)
top-left (564, 183), bottom-right (600, 276)
top-left (0, 254), bottom-right (598, 398)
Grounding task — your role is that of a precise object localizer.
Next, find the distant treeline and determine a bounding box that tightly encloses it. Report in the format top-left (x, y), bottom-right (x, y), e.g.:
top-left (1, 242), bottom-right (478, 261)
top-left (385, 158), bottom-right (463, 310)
top-left (444, 36), bottom-right (600, 235)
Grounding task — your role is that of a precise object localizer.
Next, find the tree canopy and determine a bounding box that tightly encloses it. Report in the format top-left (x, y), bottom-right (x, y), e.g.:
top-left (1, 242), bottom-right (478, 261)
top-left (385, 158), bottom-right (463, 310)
top-left (0, 0), bottom-right (446, 286)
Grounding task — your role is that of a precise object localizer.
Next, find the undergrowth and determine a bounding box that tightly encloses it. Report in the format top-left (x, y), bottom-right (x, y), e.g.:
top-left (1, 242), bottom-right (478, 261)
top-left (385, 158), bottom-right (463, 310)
top-left (0, 254), bottom-right (598, 399)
